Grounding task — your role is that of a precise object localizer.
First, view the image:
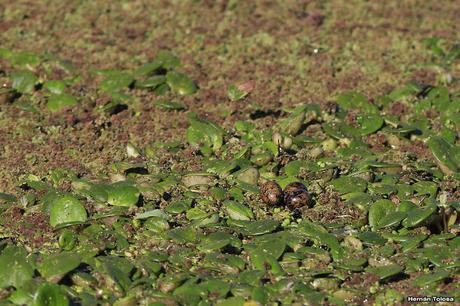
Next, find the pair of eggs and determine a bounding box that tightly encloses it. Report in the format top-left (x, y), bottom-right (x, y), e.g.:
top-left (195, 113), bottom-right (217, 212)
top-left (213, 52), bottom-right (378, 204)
top-left (260, 181), bottom-right (312, 210)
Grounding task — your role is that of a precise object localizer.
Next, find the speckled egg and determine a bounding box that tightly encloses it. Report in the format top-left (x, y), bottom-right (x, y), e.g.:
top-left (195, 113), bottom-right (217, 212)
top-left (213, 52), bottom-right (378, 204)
top-left (283, 182), bottom-right (312, 210)
top-left (260, 181), bottom-right (283, 206)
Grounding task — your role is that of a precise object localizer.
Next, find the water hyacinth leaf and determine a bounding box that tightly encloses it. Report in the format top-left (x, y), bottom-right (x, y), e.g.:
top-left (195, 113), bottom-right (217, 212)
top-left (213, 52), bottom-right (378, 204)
top-left (427, 136), bottom-right (460, 175)
top-left (198, 232), bottom-right (232, 251)
top-left (340, 115), bottom-right (384, 137)
top-left (236, 167), bottom-right (259, 185)
top-left (165, 200), bottom-right (192, 214)
top-left (33, 283), bottom-right (69, 306)
top-left (205, 159), bottom-right (239, 177)
top-left (186, 207), bottom-right (208, 220)
top-left (412, 271), bottom-right (450, 287)
top-left (420, 246), bottom-right (453, 267)
top-left (228, 84), bottom-right (249, 101)
top-left (100, 72), bottom-right (134, 93)
top-left (199, 279), bottom-right (231, 299)
top-left (134, 209), bottom-right (169, 220)
top-left (156, 50), bottom-right (181, 69)
top-left (239, 219), bottom-right (279, 236)
top-left (102, 260), bottom-right (132, 293)
top-left (223, 200), bottom-right (253, 220)
top-left (336, 91), bottom-right (378, 114)
top-left (186, 113), bottom-right (224, 152)
top-left (8, 51), bottom-right (41, 67)
top-left (38, 253), bottom-right (81, 280)
top-left (366, 264), bottom-right (404, 281)
top-left (330, 176), bottom-right (367, 194)
top-left (155, 100), bottom-right (187, 111)
top-left (322, 122), bottom-right (345, 139)
top-left (279, 105), bottom-right (307, 135)
top-left (343, 192), bottom-right (374, 210)
top-left (59, 230), bottom-right (76, 250)
top-left (298, 220), bottom-right (345, 261)
top-left (44, 80), bottom-right (66, 94)
top-left (425, 87), bottom-right (449, 113)
top-left (134, 60), bottom-right (163, 77)
top-left (250, 250), bottom-right (284, 276)
top-left (154, 83), bottom-right (170, 96)
top-left (0, 251), bottom-right (34, 289)
top-left (0, 192), bottom-right (17, 203)
top-left (47, 93), bottom-right (78, 112)
top-left (388, 80), bottom-right (424, 101)
top-left (412, 181), bottom-right (438, 198)
top-left (167, 227), bottom-right (197, 243)
top-left (402, 203), bottom-right (437, 228)
top-left (144, 217), bottom-right (170, 233)
top-left (11, 70), bottom-right (38, 93)
top-left (49, 195), bottom-right (88, 227)
top-left (368, 199), bottom-right (396, 231)
top-left (256, 238), bottom-right (286, 260)
top-left (376, 211), bottom-right (406, 230)
top-left (8, 286), bottom-right (36, 306)
top-left (107, 182), bottom-right (140, 207)
top-left (173, 282), bottom-right (205, 305)
top-left (135, 75), bottom-right (166, 89)
top-left (182, 172), bottom-right (214, 188)
top-left (166, 71), bottom-right (197, 95)
top-left (283, 160), bottom-right (308, 177)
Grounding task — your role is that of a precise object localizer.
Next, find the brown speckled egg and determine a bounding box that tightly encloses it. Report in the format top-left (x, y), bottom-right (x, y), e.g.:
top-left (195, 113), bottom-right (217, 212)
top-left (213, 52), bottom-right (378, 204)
top-left (260, 181), bottom-right (283, 206)
top-left (283, 182), bottom-right (312, 210)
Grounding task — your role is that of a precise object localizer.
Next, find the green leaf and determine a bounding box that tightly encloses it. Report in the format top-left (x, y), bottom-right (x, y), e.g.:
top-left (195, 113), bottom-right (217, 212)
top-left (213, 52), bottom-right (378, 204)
top-left (101, 259), bottom-right (132, 293)
top-left (134, 75), bottom-right (166, 89)
top-left (402, 203), bottom-right (437, 228)
top-left (155, 100), bottom-right (187, 111)
top-left (11, 70), bottom-right (38, 93)
top-left (298, 220), bottom-right (345, 261)
top-left (166, 71), bottom-right (197, 95)
top-left (279, 105), bottom-right (307, 135)
top-left (49, 195), bottom-right (88, 227)
top-left (255, 238), bottom-right (286, 260)
top-left (366, 264), bottom-right (404, 280)
top-left (33, 283), bottom-right (69, 306)
top-left (186, 113), bottom-right (224, 152)
top-left (0, 249), bottom-right (34, 289)
top-left (199, 279), bottom-right (231, 299)
top-left (368, 199), bottom-right (396, 231)
top-left (107, 182), bottom-right (140, 207)
top-left (44, 80), bottom-right (67, 94)
top-left (357, 232), bottom-right (387, 246)
top-left (376, 211), bottom-right (406, 230)
top-left (239, 220), bottom-right (279, 236)
top-left (250, 250), bottom-right (284, 276)
top-left (223, 200), bottom-right (253, 220)
top-left (47, 93), bottom-right (78, 112)
top-left (388, 80), bottom-right (424, 101)
top-left (425, 87), bottom-right (450, 113)
top-left (0, 192), bottom-right (17, 203)
top-left (337, 91), bottom-right (378, 114)
top-left (198, 232), bottom-right (232, 251)
top-left (156, 51), bottom-right (181, 69)
top-left (330, 176), bottom-right (367, 194)
top-left (100, 72), bottom-right (134, 93)
top-left (9, 52), bottom-right (41, 68)
top-left (412, 270), bottom-right (450, 287)
top-left (340, 115), bottom-right (384, 137)
top-left (134, 60), bottom-right (163, 77)
top-left (37, 253), bottom-right (81, 279)
top-left (427, 136), bottom-right (460, 175)
top-left (228, 84), bottom-right (249, 101)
